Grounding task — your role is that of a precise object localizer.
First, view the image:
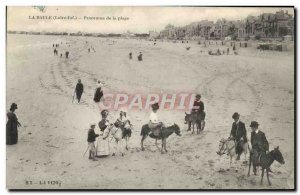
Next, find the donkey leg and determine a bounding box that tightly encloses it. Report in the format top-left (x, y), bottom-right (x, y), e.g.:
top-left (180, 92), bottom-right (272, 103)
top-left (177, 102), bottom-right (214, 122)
top-left (193, 124), bottom-right (195, 134)
top-left (266, 169), bottom-right (272, 186)
top-left (125, 137), bottom-right (128, 151)
top-left (161, 139), bottom-right (164, 154)
top-left (164, 139), bottom-right (168, 152)
top-left (247, 154), bottom-right (252, 177)
top-left (260, 169), bottom-right (265, 185)
top-left (141, 136), bottom-right (146, 151)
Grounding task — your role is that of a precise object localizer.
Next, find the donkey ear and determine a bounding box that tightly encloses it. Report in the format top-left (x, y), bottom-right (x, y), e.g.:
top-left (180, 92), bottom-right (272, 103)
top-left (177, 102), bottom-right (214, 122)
top-left (275, 146), bottom-right (279, 150)
top-left (185, 112), bottom-right (187, 115)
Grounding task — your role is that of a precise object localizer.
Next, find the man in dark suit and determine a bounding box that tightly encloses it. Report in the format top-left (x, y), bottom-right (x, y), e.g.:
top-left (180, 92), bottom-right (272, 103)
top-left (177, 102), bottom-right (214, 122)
top-left (250, 121), bottom-right (269, 174)
top-left (75, 79), bottom-right (84, 104)
top-left (230, 112), bottom-right (247, 160)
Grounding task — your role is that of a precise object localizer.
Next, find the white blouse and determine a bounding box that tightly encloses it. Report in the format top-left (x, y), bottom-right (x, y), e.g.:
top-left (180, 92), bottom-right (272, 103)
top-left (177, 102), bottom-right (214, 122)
top-left (149, 111), bottom-right (159, 123)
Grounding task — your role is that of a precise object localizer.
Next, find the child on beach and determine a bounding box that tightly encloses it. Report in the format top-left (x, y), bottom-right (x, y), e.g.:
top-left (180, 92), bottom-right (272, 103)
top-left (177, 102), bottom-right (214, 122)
top-left (87, 124), bottom-right (99, 161)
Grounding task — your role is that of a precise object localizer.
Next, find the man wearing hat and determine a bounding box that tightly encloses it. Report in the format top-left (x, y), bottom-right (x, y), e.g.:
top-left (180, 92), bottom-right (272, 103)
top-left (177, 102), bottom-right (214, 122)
top-left (87, 124), bottom-right (99, 161)
top-left (229, 112), bottom-right (247, 160)
top-left (250, 121), bottom-right (269, 174)
top-left (188, 94), bottom-right (205, 131)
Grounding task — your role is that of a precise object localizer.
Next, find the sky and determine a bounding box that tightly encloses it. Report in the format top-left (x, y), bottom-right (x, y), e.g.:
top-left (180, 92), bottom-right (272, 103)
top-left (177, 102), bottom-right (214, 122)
top-left (7, 6), bottom-right (294, 33)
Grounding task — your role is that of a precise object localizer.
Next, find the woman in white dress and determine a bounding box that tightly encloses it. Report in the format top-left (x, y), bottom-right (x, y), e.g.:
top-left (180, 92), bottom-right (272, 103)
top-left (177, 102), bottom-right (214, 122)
top-left (96, 110), bottom-right (111, 157)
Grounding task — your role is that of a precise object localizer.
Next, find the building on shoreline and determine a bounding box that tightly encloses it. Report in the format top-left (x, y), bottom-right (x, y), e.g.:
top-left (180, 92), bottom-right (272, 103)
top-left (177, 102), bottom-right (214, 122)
top-left (158, 10), bottom-right (294, 41)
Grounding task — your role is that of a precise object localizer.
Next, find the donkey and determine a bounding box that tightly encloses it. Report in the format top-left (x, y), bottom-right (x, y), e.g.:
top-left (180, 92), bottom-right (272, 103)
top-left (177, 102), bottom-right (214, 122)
top-left (109, 121), bottom-right (133, 155)
top-left (184, 112), bottom-right (204, 134)
top-left (140, 124), bottom-right (181, 153)
top-left (217, 138), bottom-right (249, 169)
top-left (248, 146), bottom-right (285, 186)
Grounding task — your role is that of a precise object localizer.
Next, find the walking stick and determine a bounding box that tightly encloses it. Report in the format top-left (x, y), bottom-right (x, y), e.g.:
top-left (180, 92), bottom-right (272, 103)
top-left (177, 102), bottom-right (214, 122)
top-left (83, 145), bottom-right (90, 157)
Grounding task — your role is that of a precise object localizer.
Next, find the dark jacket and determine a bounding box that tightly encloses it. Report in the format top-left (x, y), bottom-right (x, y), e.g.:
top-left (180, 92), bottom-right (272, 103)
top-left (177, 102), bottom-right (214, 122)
top-left (192, 100), bottom-right (204, 113)
top-left (75, 83), bottom-right (84, 94)
top-left (87, 129), bottom-right (99, 142)
top-left (230, 121), bottom-right (247, 142)
top-left (6, 111), bottom-right (19, 145)
top-left (251, 130), bottom-right (269, 152)
top-left (93, 87), bottom-right (103, 103)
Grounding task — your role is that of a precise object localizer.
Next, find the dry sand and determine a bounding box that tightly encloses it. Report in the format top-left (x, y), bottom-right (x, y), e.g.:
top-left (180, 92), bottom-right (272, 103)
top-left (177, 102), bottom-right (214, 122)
top-left (6, 34), bottom-right (294, 189)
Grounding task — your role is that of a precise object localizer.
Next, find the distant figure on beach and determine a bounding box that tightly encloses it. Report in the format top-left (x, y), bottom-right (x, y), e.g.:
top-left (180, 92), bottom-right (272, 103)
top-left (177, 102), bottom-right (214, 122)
top-left (75, 79), bottom-right (84, 104)
top-left (129, 52), bottom-right (132, 59)
top-left (94, 80), bottom-right (104, 103)
top-left (60, 53), bottom-right (62, 57)
top-left (88, 48), bottom-right (90, 53)
top-left (138, 52), bottom-right (143, 61)
top-left (233, 44), bottom-right (236, 51)
top-left (227, 48), bottom-right (229, 55)
top-left (65, 51), bottom-right (69, 59)
top-left (54, 48), bottom-right (58, 55)
top-left (6, 103), bottom-right (21, 145)
top-left (217, 49), bottom-right (221, 55)
top-left (53, 44), bottom-right (55, 47)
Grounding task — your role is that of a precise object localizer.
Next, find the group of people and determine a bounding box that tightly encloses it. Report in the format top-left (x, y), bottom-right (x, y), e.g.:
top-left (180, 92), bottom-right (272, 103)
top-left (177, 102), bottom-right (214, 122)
top-left (229, 112), bottom-right (269, 173)
top-left (53, 43), bottom-right (69, 59)
top-left (87, 109), bottom-right (132, 161)
top-left (129, 52), bottom-right (143, 61)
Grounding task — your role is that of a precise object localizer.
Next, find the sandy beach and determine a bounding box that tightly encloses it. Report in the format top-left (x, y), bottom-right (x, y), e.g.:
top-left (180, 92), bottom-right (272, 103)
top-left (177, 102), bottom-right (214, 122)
top-left (6, 34), bottom-right (294, 189)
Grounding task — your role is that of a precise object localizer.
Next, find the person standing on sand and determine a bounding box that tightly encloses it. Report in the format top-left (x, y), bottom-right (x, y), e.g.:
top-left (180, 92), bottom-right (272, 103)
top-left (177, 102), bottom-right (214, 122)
top-left (75, 79), bottom-right (84, 104)
top-left (87, 124), bottom-right (99, 161)
top-left (65, 51), bottom-right (69, 59)
top-left (129, 52), bottom-right (132, 59)
top-left (227, 48), bottom-right (229, 55)
top-left (96, 110), bottom-right (111, 157)
top-left (6, 103), bottom-right (22, 145)
top-left (138, 52), bottom-right (143, 61)
top-left (93, 80), bottom-right (104, 103)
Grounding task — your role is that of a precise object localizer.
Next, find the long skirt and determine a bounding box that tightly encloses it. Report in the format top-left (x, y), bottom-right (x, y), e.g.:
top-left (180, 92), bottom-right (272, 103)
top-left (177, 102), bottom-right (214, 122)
top-left (96, 136), bottom-right (110, 157)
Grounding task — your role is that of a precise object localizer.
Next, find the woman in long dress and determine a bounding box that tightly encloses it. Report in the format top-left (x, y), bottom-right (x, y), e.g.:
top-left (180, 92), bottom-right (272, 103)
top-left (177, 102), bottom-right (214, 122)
top-left (6, 103), bottom-right (21, 145)
top-left (96, 110), bottom-right (110, 157)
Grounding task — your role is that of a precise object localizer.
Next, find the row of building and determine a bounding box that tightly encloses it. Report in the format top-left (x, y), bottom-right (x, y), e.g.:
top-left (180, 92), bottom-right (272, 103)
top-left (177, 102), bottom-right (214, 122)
top-left (151, 10), bottom-right (294, 41)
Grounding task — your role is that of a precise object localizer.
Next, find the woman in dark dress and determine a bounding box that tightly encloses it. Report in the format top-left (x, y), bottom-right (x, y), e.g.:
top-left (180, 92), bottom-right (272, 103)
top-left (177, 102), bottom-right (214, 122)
top-left (6, 103), bottom-right (21, 145)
